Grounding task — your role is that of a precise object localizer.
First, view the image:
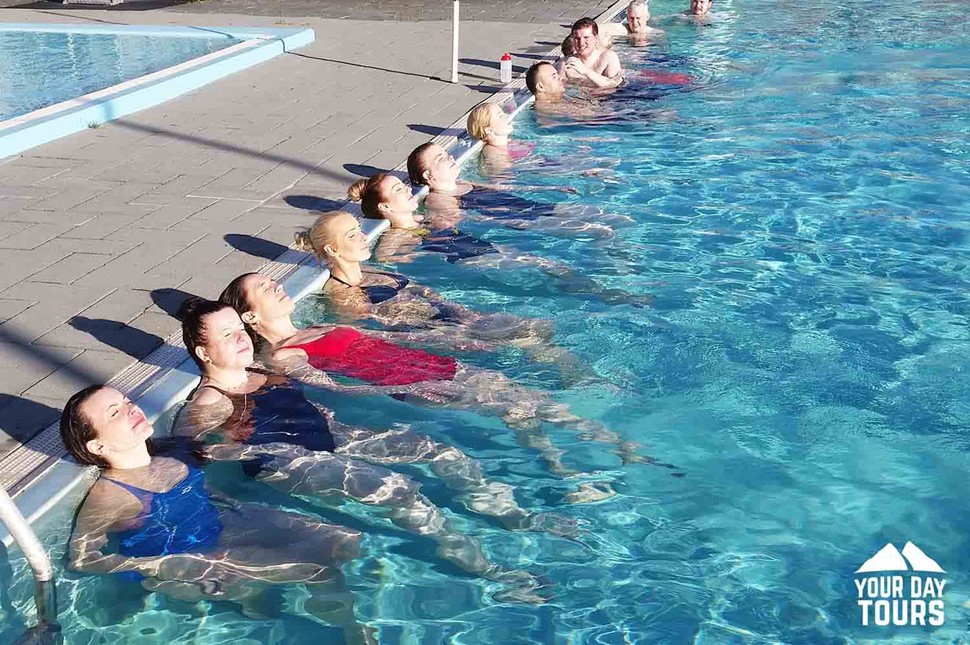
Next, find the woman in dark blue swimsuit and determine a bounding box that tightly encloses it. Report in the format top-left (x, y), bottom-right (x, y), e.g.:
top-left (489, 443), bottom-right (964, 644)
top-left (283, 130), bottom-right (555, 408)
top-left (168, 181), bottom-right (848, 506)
top-left (408, 142), bottom-right (620, 240)
top-left (61, 385), bottom-right (372, 643)
top-left (295, 210), bottom-right (556, 348)
top-left (174, 298), bottom-right (549, 598)
top-left (349, 174), bottom-right (655, 310)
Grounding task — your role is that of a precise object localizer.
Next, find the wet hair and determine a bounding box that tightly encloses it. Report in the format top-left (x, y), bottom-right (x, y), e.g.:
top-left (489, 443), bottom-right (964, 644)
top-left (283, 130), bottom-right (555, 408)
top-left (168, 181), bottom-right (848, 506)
top-left (176, 296), bottom-right (232, 371)
top-left (294, 211), bottom-right (350, 264)
top-left (526, 62), bottom-right (554, 95)
top-left (407, 142), bottom-right (435, 185)
top-left (347, 173), bottom-right (390, 219)
top-left (571, 17), bottom-right (599, 36)
top-left (466, 104), bottom-right (493, 142)
top-left (218, 273), bottom-right (265, 352)
top-left (628, 0), bottom-right (648, 12)
top-left (561, 35), bottom-right (576, 57)
top-left (60, 385), bottom-right (111, 468)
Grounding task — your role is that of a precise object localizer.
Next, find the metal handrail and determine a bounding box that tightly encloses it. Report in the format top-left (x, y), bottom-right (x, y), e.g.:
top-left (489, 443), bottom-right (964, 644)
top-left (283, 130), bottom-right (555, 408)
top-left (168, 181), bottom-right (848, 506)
top-left (0, 488), bottom-right (61, 643)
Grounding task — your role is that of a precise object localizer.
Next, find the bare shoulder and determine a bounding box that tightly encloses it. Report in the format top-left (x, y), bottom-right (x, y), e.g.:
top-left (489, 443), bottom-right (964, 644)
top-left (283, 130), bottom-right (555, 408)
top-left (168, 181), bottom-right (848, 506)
top-left (272, 346), bottom-right (309, 366)
top-left (192, 386), bottom-right (226, 407)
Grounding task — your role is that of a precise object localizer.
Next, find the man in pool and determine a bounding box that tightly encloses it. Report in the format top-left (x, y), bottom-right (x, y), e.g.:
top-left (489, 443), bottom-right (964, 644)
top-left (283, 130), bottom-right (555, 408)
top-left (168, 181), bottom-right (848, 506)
top-left (686, 0), bottom-right (712, 16)
top-left (559, 18), bottom-right (623, 89)
top-left (601, 1), bottom-right (664, 44)
top-left (526, 62), bottom-right (601, 119)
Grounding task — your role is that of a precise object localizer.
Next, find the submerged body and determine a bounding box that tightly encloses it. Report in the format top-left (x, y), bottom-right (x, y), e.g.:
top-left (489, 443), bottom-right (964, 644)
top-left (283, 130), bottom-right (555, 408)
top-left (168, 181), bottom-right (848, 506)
top-left (62, 386), bottom-right (370, 643)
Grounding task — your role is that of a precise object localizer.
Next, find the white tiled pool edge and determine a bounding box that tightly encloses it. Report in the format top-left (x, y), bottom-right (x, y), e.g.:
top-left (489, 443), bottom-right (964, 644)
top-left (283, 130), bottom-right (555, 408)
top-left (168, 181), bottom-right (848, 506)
top-left (0, 23), bottom-right (315, 159)
top-left (0, 0), bottom-right (629, 547)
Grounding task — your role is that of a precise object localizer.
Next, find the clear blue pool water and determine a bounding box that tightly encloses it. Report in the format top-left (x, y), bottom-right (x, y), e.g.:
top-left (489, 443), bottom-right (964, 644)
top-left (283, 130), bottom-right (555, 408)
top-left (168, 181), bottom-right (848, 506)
top-left (4, 0), bottom-right (970, 642)
top-left (0, 30), bottom-right (242, 122)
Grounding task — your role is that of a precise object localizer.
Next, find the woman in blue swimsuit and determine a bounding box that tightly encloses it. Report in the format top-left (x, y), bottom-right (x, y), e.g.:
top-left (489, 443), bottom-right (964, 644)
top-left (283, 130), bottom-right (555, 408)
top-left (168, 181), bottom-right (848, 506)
top-left (61, 385), bottom-right (372, 643)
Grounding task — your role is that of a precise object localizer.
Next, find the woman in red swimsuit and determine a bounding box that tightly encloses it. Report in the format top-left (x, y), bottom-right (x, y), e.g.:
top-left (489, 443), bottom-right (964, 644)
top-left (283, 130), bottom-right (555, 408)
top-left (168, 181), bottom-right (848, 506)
top-left (219, 272), bottom-right (664, 479)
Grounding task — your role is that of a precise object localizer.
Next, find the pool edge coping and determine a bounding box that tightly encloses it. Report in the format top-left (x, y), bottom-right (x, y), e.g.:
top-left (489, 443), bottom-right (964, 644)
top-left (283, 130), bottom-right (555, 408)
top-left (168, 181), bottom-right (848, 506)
top-left (1, 0), bottom-right (629, 546)
top-left (0, 23), bottom-right (315, 159)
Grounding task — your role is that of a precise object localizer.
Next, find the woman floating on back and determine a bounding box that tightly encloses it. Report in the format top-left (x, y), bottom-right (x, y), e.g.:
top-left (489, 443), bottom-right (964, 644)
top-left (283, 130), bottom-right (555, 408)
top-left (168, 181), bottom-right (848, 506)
top-left (174, 297), bottom-right (564, 601)
top-left (408, 142), bottom-right (624, 239)
top-left (295, 209), bottom-right (557, 349)
top-left (61, 385), bottom-right (373, 643)
top-left (219, 272), bottom-right (676, 480)
top-left (348, 174), bottom-right (653, 309)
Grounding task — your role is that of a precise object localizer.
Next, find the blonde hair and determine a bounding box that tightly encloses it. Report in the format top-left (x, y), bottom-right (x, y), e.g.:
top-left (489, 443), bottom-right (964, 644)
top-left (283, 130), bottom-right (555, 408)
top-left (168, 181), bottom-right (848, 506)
top-left (294, 211), bottom-right (351, 262)
top-left (466, 104), bottom-right (492, 142)
top-left (347, 174), bottom-right (389, 219)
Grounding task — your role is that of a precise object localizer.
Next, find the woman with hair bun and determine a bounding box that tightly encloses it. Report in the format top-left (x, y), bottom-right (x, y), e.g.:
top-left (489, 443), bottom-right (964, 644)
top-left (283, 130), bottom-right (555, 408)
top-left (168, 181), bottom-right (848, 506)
top-left (218, 272), bottom-right (674, 480)
top-left (174, 296), bottom-right (562, 600)
top-left (348, 175), bottom-right (654, 310)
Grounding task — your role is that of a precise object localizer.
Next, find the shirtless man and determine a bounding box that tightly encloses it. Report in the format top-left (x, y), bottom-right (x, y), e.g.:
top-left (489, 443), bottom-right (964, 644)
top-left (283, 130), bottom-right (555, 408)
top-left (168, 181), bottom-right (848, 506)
top-left (601, 1), bottom-right (664, 44)
top-left (558, 18), bottom-right (623, 90)
top-left (525, 62), bottom-right (600, 119)
top-left (686, 0), bottom-right (712, 16)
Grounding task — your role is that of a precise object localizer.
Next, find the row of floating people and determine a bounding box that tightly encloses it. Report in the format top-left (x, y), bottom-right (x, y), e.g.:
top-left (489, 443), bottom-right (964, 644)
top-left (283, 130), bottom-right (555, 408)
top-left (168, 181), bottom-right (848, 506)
top-left (57, 4), bottom-right (702, 640)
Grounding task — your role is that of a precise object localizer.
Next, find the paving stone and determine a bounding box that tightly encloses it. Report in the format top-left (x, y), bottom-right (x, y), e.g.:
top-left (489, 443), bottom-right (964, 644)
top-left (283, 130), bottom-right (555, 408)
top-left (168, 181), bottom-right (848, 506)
top-left (0, 249), bottom-right (65, 293)
top-left (127, 311), bottom-right (182, 341)
top-left (61, 214), bottom-right (136, 240)
top-left (0, 223), bottom-right (78, 250)
top-left (28, 253), bottom-right (114, 285)
top-left (79, 289), bottom-right (156, 326)
top-left (0, 221), bottom-right (33, 241)
top-left (0, 341), bottom-right (81, 395)
top-left (34, 319), bottom-right (163, 359)
top-left (0, 299), bottom-right (34, 324)
top-left (24, 349), bottom-right (136, 402)
top-left (0, 290), bottom-right (114, 342)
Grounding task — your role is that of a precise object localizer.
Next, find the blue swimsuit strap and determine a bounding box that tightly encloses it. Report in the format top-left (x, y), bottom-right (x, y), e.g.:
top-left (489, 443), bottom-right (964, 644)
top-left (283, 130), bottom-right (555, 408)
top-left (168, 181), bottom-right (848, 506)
top-left (101, 469), bottom-right (191, 510)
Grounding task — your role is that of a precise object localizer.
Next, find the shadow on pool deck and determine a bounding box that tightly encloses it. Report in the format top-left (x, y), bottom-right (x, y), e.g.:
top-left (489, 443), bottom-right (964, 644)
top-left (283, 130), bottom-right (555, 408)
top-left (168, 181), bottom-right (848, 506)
top-left (109, 118), bottom-right (355, 184)
top-left (0, 394), bottom-right (60, 448)
top-left (224, 234), bottom-right (290, 262)
top-left (150, 288), bottom-right (199, 319)
top-left (69, 317), bottom-right (164, 365)
top-left (283, 195), bottom-right (346, 212)
top-left (408, 124), bottom-right (465, 138)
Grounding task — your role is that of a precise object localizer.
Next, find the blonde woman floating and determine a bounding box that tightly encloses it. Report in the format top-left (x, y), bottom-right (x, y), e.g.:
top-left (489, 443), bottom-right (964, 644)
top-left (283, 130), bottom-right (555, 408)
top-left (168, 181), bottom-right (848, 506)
top-left (295, 209), bottom-right (555, 347)
top-left (466, 103), bottom-right (535, 176)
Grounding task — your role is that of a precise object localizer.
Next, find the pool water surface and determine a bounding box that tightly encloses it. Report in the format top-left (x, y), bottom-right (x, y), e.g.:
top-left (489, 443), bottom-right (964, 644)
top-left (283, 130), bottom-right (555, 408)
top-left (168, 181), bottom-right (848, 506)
top-left (0, 29), bottom-right (241, 122)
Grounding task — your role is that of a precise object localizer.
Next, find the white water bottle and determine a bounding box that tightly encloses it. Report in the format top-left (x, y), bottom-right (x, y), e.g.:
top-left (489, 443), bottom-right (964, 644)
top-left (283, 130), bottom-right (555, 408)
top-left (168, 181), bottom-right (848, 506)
top-left (500, 52), bottom-right (512, 83)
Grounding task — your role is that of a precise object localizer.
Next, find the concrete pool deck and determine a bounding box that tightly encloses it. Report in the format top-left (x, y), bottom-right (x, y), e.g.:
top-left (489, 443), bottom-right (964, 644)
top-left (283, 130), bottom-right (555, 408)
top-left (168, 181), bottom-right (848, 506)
top-left (0, 1), bottom-right (616, 465)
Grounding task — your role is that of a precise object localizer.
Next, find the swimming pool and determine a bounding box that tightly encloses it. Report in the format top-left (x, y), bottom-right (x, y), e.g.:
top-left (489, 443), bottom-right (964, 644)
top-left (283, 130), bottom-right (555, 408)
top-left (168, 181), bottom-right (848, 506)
top-left (4, 0), bottom-right (970, 641)
top-left (0, 29), bottom-right (240, 121)
top-left (0, 24), bottom-right (314, 158)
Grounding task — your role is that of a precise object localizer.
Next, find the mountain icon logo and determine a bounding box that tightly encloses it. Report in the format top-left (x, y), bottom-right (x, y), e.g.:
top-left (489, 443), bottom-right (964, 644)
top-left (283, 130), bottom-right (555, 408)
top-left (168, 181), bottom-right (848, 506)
top-left (855, 542), bottom-right (945, 574)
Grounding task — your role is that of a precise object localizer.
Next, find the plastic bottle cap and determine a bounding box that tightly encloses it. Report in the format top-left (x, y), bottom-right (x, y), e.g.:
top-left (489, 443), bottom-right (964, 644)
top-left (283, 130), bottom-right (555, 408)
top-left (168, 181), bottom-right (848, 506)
top-left (501, 53), bottom-right (512, 60)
